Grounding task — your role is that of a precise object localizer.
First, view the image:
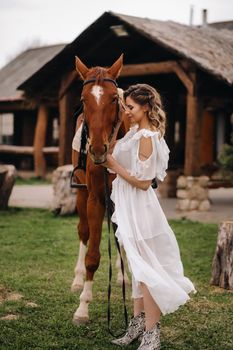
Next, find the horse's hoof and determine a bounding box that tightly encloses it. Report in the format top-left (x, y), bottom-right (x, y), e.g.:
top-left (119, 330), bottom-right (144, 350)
top-left (71, 283), bottom-right (83, 293)
top-left (72, 316), bottom-right (89, 325)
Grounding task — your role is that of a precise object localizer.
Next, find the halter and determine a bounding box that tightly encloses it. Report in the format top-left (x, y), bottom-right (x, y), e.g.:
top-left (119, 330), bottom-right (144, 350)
top-left (83, 77), bottom-right (118, 87)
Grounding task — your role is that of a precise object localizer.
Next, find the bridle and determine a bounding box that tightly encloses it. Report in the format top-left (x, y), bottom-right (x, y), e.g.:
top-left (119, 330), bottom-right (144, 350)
top-left (82, 77), bottom-right (121, 144)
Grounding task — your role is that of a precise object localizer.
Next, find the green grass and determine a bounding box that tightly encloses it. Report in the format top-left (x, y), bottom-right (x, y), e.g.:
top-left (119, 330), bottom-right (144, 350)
top-left (0, 209), bottom-right (232, 350)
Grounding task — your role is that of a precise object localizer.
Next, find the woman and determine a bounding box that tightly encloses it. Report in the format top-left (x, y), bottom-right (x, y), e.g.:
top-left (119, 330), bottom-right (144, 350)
top-left (104, 84), bottom-right (196, 350)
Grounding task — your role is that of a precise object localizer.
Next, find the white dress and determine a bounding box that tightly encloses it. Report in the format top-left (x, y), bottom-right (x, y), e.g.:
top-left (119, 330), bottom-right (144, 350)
top-left (110, 125), bottom-right (196, 315)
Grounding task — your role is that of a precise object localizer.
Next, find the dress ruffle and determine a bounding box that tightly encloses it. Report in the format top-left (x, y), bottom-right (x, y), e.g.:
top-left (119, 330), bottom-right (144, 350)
top-left (154, 134), bottom-right (170, 181)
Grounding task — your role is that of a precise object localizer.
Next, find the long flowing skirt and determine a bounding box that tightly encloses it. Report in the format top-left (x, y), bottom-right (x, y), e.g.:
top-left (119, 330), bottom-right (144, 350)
top-left (111, 176), bottom-right (196, 315)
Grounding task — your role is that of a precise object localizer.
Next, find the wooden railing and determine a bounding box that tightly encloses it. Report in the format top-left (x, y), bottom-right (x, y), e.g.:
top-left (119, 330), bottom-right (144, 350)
top-left (0, 145), bottom-right (58, 155)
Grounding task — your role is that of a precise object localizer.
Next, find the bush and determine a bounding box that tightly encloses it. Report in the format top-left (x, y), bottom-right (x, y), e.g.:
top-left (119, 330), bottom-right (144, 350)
top-left (218, 133), bottom-right (233, 180)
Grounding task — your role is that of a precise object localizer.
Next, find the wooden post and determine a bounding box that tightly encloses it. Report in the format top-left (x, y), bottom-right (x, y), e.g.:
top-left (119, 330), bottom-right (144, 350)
top-left (184, 93), bottom-right (202, 175)
top-left (210, 221), bottom-right (233, 290)
top-left (34, 104), bottom-right (49, 178)
top-left (58, 77), bottom-right (77, 166)
top-left (200, 110), bottom-right (214, 167)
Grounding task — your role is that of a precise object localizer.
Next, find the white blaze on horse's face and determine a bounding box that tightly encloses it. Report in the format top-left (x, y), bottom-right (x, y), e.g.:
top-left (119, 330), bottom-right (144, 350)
top-left (91, 85), bottom-right (104, 105)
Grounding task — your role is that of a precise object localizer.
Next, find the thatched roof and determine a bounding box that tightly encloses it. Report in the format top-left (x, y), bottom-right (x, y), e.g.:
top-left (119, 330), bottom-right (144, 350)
top-left (209, 20), bottom-right (233, 31)
top-left (17, 12), bottom-right (233, 95)
top-left (0, 44), bottom-right (66, 102)
top-left (113, 13), bottom-right (233, 86)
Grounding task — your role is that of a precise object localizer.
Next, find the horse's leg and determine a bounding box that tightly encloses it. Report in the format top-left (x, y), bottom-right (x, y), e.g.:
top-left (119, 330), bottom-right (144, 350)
top-left (73, 195), bottom-right (105, 324)
top-left (116, 246), bottom-right (130, 285)
top-left (71, 187), bottom-right (89, 292)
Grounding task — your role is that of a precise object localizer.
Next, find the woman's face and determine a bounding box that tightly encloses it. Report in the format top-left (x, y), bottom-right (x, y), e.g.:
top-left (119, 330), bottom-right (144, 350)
top-left (125, 96), bottom-right (148, 124)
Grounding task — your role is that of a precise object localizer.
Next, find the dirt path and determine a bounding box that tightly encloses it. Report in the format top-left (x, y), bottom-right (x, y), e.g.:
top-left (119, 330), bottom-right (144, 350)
top-left (9, 185), bottom-right (233, 224)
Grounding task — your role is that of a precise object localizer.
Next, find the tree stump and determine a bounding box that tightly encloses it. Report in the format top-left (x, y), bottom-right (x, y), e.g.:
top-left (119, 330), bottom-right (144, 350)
top-left (210, 221), bottom-right (233, 290)
top-left (0, 165), bottom-right (17, 210)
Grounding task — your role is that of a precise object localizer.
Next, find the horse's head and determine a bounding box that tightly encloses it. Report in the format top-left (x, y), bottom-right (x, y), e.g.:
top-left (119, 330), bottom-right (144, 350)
top-left (75, 55), bottom-right (123, 164)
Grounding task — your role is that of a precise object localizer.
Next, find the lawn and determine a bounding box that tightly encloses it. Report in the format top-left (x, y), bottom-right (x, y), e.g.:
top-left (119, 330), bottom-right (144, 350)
top-left (0, 208), bottom-right (232, 350)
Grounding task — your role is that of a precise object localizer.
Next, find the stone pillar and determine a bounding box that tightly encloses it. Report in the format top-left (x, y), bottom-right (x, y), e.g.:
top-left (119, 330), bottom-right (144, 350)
top-left (176, 175), bottom-right (210, 211)
top-left (52, 165), bottom-right (77, 215)
top-left (34, 105), bottom-right (49, 178)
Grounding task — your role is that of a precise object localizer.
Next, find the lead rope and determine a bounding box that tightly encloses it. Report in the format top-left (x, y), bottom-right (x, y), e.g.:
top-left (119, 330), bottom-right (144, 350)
top-left (103, 168), bottom-right (128, 337)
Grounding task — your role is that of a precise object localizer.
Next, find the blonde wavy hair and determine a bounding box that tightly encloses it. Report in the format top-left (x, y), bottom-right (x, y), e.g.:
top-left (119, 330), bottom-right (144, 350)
top-left (123, 84), bottom-right (166, 137)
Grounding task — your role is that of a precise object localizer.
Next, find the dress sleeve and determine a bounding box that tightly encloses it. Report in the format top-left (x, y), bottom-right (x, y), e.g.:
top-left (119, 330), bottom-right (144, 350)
top-left (131, 130), bottom-right (170, 182)
top-left (131, 129), bottom-right (158, 181)
top-left (154, 133), bottom-right (170, 181)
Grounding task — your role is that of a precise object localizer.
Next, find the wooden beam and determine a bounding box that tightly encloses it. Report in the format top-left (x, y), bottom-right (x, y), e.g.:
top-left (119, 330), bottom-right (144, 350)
top-left (173, 62), bottom-right (194, 95)
top-left (57, 60), bottom-right (195, 98)
top-left (0, 145), bottom-right (58, 155)
top-left (121, 61), bottom-right (175, 77)
top-left (0, 145), bottom-right (34, 155)
top-left (184, 93), bottom-right (202, 175)
top-left (58, 81), bottom-right (77, 166)
top-left (33, 104), bottom-right (49, 178)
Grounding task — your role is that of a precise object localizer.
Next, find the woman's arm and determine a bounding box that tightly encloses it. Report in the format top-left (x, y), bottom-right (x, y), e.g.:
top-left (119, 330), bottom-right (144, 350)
top-left (105, 154), bottom-right (151, 191)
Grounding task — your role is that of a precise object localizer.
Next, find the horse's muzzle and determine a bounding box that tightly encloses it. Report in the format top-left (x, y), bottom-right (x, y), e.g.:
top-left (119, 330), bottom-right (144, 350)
top-left (89, 144), bottom-right (108, 164)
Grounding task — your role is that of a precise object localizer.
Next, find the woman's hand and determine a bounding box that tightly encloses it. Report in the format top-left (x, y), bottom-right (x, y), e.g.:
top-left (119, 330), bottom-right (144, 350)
top-left (102, 154), bottom-right (116, 170)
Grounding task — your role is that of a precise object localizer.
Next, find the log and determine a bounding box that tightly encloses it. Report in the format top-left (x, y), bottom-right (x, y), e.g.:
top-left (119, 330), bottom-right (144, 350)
top-left (34, 104), bottom-right (49, 178)
top-left (58, 81), bottom-right (76, 166)
top-left (184, 92), bottom-right (202, 176)
top-left (0, 145), bottom-right (58, 155)
top-left (210, 221), bottom-right (233, 290)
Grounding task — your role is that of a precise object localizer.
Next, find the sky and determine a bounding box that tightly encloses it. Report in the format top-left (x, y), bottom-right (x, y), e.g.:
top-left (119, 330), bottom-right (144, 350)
top-left (0, 0), bottom-right (233, 68)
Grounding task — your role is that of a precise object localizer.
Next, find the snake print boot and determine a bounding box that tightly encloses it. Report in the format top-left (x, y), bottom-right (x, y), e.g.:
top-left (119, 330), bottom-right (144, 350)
top-left (137, 322), bottom-right (160, 350)
top-left (111, 312), bottom-right (145, 346)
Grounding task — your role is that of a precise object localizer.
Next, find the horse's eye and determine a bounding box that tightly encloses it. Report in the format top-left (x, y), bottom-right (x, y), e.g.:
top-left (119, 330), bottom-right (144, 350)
top-left (80, 96), bottom-right (85, 103)
top-left (112, 96), bottom-right (118, 103)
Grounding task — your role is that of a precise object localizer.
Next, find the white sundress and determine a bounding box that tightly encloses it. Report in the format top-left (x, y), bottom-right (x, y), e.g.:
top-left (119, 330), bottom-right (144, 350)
top-left (110, 125), bottom-right (197, 315)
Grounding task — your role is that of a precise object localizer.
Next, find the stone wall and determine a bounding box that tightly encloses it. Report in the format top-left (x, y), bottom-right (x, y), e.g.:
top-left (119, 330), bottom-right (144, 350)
top-left (52, 165), bottom-right (77, 215)
top-left (158, 170), bottom-right (181, 198)
top-left (176, 175), bottom-right (210, 211)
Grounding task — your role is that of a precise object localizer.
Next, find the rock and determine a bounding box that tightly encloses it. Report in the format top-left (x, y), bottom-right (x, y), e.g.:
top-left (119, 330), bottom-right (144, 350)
top-left (198, 176), bottom-right (209, 188)
top-left (199, 199), bottom-right (211, 211)
top-left (186, 176), bottom-right (194, 188)
top-left (189, 200), bottom-right (199, 210)
top-left (177, 176), bottom-right (187, 189)
top-left (0, 165), bottom-right (17, 210)
top-left (176, 189), bottom-right (188, 199)
top-left (25, 302), bottom-right (39, 308)
top-left (7, 292), bottom-right (23, 301)
top-left (0, 314), bottom-right (19, 321)
top-left (196, 187), bottom-right (208, 201)
top-left (177, 199), bottom-right (190, 211)
top-left (52, 165), bottom-right (77, 215)
top-left (188, 185), bottom-right (208, 201)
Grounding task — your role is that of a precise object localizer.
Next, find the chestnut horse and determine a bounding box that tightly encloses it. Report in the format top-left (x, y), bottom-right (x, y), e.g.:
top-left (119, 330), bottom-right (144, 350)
top-left (71, 55), bottom-right (130, 324)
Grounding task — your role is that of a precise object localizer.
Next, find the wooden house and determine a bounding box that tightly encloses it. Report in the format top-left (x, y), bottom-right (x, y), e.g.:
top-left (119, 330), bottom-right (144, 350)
top-left (1, 12), bottom-right (233, 180)
top-left (0, 44), bottom-right (65, 175)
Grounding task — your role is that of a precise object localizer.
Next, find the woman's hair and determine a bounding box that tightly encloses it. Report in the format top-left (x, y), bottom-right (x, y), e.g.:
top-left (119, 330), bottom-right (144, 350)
top-left (124, 84), bottom-right (166, 137)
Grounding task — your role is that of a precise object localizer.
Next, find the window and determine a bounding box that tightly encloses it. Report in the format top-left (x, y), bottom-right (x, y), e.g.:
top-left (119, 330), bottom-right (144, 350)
top-left (0, 113), bottom-right (14, 144)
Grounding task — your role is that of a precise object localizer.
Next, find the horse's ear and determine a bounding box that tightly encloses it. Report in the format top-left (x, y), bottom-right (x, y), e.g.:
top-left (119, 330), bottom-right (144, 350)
top-left (75, 56), bottom-right (89, 80)
top-left (107, 54), bottom-right (123, 79)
